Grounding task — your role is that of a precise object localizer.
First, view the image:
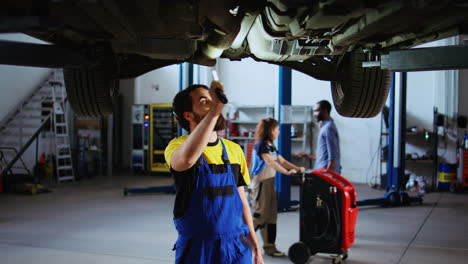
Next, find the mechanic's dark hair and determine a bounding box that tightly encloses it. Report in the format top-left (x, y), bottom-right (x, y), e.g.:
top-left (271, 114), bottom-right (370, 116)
top-left (173, 84), bottom-right (209, 131)
top-left (317, 100), bottom-right (332, 114)
top-left (255, 118), bottom-right (279, 142)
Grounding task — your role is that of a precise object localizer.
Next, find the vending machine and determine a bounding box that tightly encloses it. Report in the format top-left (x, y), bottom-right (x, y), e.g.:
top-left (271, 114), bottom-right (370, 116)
top-left (149, 104), bottom-right (178, 173)
top-left (131, 105), bottom-right (150, 172)
top-left (125, 104), bottom-right (178, 195)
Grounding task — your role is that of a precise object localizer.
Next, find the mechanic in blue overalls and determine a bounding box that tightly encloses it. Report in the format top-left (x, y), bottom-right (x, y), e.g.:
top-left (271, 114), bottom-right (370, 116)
top-left (165, 81), bottom-right (264, 264)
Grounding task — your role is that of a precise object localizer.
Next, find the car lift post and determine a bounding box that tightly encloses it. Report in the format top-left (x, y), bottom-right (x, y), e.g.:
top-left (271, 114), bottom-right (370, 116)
top-left (357, 72), bottom-right (422, 206)
top-left (277, 66), bottom-right (299, 211)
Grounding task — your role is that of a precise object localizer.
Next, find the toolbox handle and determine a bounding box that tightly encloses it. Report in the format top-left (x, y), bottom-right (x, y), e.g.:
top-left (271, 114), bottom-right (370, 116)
top-left (314, 169), bottom-right (358, 205)
top-left (314, 168), bottom-right (354, 188)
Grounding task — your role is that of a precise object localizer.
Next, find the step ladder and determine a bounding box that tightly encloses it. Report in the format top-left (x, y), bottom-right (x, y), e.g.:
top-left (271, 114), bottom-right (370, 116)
top-left (51, 80), bottom-right (75, 183)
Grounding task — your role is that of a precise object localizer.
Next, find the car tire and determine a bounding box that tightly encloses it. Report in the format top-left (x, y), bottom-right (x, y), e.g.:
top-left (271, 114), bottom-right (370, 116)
top-left (63, 66), bottom-right (116, 117)
top-left (331, 52), bottom-right (391, 118)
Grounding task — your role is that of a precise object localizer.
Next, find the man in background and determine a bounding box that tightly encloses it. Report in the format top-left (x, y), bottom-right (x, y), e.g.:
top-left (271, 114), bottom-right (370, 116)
top-left (298, 100), bottom-right (341, 174)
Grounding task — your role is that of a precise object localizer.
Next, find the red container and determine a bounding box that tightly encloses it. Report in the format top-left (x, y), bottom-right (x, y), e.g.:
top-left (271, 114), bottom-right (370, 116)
top-left (313, 169), bottom-right (358, 250)
top-left (289, 169), bottom-right (358, 264)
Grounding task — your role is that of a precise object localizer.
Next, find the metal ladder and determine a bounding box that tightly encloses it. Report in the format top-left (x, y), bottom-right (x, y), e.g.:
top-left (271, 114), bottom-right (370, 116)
top-left (50, 80), bottom-right (75, 183)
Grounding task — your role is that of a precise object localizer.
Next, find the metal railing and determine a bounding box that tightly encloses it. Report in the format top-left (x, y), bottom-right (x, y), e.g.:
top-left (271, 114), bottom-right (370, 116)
top-left (0, 113), bottom-right (52, 180)
top-left (0, 146), bottom-right (32, 177)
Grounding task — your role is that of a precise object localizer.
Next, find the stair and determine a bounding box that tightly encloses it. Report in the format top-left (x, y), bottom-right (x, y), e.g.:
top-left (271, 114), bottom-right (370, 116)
top-left (0, 69), bottom-right (75, 187)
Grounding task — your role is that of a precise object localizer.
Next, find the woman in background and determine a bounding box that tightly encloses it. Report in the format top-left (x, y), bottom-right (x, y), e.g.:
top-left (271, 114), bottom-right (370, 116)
top-left (249, 118), bottom-right (305, 257)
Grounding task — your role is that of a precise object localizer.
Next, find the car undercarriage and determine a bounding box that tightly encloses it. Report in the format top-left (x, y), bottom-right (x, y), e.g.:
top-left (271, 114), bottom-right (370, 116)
top-left (1, 0), bottom-right (468, 117)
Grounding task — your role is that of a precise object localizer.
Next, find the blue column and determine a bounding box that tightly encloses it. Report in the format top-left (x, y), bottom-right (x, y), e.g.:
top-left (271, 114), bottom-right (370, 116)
top-left (398, 72), bottom-right (407, 191)
top-left (277, 66), bottom-right (292, 211)
top-left (188, 63), bottom-right (194, 86)
top-left (387, 72), bottom-right (407, 192)
top-left (387, 73), bottom-right (395, 192)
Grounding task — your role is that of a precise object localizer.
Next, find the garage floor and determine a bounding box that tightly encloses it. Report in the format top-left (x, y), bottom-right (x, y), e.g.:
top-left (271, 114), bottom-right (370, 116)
top-left (0, 173), bottom-right (467, 264)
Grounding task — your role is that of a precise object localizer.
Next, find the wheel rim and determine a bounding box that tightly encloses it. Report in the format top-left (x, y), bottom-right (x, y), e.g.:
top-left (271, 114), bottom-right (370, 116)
top-left (335, 82), bottom-right (345, 102)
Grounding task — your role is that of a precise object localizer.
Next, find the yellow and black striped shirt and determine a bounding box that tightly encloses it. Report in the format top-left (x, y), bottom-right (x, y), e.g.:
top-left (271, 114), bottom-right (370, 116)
top-left (165, 136), bottom-right (250, 219)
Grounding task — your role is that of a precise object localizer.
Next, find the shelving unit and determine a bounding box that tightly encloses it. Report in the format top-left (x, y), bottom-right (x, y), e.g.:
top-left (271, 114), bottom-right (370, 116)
top-left (288, 106), bottom-right (314, 169)
top-left (226, 105), bottom-right (313, 168)
top-left (379, 108), bottom-right (439, 190)
top-left (226, 105), bottom-right (274, 167)
top-left (289, 106), bottom-right (314, 151)
top-left (74, 117), bottom-right (103, 178)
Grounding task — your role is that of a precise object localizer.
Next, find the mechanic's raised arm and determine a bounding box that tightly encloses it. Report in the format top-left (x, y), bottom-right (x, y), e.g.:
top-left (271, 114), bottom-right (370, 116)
top-left (170, 81), bottom-right (224, 172)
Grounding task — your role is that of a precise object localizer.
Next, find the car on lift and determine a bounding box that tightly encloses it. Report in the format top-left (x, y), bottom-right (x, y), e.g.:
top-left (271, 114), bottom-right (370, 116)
top-left (1, 0), bottom-right (468, 117)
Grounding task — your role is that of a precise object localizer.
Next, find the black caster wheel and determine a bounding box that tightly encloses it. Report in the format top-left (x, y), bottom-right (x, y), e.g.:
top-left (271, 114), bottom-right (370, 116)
top-left (401, 192), bottom-right (410, 206)
top-left (342, 250), bottom-right (349, 260)
top-left (388, 192), bottom-right (401, 206)
top-left (332, 257), bottom-right (342, 264)
top-left (331, 250), bottom-right (348, 264)
top-left (289, 242), bottom-right (311, 264)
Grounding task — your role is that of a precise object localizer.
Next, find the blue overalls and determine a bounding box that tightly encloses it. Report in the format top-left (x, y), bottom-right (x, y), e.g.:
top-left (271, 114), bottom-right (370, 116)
top-left (174, 139), bottom-right (252, 264)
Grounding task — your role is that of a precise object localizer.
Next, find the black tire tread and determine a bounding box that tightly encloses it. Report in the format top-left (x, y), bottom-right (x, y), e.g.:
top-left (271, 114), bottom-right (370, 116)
top-left (63, 67), bottom-right (115, 117)
top-left (331, 52), bottom-right (391, 118)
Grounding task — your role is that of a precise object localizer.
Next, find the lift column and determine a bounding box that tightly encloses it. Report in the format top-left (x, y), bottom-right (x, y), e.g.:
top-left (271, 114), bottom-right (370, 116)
top-left (358, 72), bottom-right (421, 206)
top-left (389, 72), bottom-right (407, 196)
top-left (277, 66), bottom-right (293, 211)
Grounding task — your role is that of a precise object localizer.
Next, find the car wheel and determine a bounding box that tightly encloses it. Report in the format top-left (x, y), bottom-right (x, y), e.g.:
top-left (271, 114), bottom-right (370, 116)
top-left (63, 66), bottom-right (116, 117)
top-left (331, 52), bottom-right (391, 118)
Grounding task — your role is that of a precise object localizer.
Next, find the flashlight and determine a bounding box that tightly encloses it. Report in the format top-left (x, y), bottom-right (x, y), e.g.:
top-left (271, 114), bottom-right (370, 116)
top-left (211, 70), bottom-right (228, 104)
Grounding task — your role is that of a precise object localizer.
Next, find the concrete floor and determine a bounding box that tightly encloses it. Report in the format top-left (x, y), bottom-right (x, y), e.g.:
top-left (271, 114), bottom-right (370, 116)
top-left (1, 173), bottom-right (467, 264)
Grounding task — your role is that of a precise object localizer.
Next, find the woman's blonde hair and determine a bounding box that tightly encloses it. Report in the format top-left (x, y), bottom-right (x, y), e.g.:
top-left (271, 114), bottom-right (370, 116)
top-left (255, 118), bottom-right (279, 142)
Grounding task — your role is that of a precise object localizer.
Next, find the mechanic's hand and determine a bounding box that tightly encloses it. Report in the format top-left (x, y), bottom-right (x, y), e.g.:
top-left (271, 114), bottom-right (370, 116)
top-left (209, 80), bottom-right (225, 115)
top-left (288, 169), bottom-right (298, 175)
top-left (298, 167), bottom-right (306, 172)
